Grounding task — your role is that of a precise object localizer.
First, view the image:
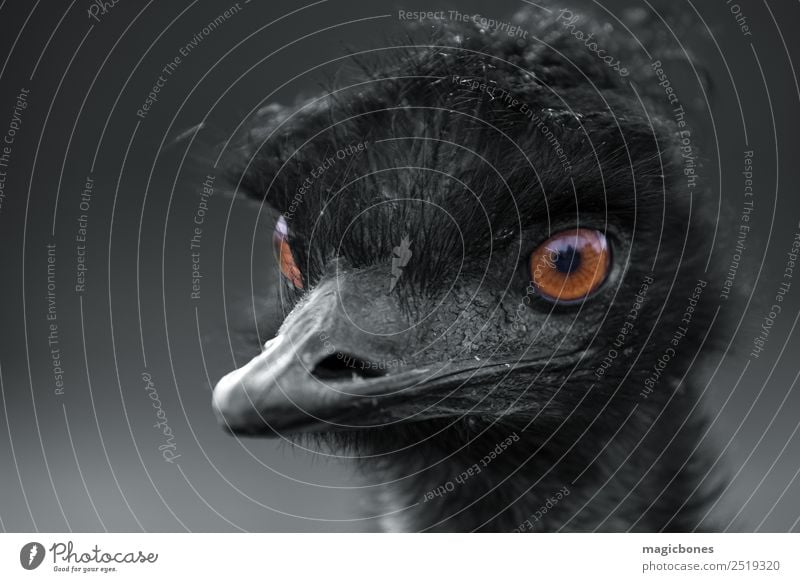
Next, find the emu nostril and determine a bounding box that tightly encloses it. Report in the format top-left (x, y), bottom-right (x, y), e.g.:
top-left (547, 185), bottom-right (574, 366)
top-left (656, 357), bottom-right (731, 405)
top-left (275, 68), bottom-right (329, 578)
top-left (311, 353), bottom-right (388, 380)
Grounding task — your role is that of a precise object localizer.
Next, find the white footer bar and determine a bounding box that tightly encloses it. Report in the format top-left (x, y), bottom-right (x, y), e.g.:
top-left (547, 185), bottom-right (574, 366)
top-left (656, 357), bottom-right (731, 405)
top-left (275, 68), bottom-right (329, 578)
top-left (1, 533), bottom-right (797, 581)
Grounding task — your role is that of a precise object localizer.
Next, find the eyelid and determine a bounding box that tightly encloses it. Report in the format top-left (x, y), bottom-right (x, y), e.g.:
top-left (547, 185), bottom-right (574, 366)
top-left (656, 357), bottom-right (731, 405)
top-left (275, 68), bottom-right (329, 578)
top-left (274, 214), bottom-right (289, 238)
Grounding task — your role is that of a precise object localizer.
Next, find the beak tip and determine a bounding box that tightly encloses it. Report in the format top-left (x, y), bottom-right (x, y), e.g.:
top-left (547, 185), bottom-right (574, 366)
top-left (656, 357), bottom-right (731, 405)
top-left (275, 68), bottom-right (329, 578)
top-left (212, 366), bottom-right (313, 436)
top-left (212, 371), bottom-right (256, 432)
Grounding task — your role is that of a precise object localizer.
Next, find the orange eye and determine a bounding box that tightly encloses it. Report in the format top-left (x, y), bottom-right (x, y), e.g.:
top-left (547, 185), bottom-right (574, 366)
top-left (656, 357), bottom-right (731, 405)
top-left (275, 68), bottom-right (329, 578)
top-left (273, 215), bottom-right (303, 289)
top-left (529, 228), bottom-right (610, 302)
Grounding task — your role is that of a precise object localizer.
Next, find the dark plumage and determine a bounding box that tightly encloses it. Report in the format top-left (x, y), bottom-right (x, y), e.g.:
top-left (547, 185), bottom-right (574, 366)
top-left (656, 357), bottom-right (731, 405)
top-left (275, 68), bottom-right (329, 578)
top-left (214, 5), bottom-right (721, 532)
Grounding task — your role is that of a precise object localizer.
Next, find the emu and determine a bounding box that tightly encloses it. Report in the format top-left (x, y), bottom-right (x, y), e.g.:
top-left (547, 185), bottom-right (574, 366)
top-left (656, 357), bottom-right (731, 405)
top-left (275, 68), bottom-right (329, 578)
top-left (213, 6), bottom-right (719, 532)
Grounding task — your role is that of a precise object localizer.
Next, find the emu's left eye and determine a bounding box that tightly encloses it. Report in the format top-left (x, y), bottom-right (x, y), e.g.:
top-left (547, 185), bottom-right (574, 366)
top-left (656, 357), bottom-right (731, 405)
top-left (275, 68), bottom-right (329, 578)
top-left (273, 215), bottom-right (303, 289)
top-left (529, 228), bottom-right (610, 302)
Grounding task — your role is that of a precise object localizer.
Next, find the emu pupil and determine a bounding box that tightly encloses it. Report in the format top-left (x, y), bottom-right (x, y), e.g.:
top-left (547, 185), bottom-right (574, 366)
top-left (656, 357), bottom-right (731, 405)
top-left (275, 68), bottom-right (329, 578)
top-left (554, 246), bottom-right (581, 274)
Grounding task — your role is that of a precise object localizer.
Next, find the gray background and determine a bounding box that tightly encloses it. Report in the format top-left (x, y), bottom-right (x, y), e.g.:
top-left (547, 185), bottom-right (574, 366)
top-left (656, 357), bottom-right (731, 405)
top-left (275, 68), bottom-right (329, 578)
top-left (0, 0), bottom-right (799, 531)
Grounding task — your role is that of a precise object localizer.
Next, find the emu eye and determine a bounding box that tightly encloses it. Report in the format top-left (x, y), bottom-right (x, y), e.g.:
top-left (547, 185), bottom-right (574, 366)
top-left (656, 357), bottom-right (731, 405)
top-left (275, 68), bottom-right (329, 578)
top-left (273, 215), bottom-right (303, 289)
top-left (529, 228), bottom-right (610, 302)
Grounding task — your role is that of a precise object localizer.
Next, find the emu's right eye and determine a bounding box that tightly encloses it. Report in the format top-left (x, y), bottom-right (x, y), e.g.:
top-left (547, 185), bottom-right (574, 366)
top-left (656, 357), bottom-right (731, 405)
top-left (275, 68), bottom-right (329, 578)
top-left (273, 215), bottom-right (303, 289)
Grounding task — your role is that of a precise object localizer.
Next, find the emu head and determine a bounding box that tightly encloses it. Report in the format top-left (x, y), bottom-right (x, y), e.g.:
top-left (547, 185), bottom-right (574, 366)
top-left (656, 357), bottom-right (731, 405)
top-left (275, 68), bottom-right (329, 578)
top-left (212, 9), bottom-right (715, 458)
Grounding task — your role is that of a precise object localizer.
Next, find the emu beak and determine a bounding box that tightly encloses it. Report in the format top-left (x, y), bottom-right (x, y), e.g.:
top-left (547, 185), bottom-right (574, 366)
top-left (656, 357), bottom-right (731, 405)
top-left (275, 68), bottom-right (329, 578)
top-left (212, 278), bottom-right (426, 435)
